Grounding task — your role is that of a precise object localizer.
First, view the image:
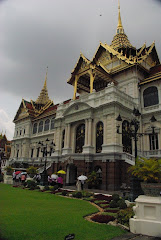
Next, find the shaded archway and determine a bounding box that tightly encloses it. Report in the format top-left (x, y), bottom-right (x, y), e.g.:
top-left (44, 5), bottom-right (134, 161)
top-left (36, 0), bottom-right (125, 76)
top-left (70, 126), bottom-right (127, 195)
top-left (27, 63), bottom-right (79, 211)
top-left (66, 164), bottom-right (77, 185)
top-left (122, 120), bottom-right (132, 154)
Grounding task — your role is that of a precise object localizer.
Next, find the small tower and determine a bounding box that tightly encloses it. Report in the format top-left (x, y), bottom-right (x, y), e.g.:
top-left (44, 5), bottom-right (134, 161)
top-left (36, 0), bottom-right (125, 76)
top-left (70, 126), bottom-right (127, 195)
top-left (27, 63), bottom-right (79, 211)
top-left (35, 67), bottom-right (51, 110)
top-left (110, 0), bottom-right (133, 51)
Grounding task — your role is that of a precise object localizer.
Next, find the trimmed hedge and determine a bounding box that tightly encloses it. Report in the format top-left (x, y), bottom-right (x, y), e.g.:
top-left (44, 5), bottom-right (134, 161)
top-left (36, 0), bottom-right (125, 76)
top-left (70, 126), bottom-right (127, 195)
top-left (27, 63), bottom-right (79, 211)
top-left (91, 214), bottom-right (115, 223)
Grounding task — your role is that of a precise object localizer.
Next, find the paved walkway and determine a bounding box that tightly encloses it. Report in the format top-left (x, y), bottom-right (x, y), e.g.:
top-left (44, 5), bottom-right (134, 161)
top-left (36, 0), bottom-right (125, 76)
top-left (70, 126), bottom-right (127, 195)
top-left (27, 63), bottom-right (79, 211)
top-left (111, 232), bottom-right (161, 240)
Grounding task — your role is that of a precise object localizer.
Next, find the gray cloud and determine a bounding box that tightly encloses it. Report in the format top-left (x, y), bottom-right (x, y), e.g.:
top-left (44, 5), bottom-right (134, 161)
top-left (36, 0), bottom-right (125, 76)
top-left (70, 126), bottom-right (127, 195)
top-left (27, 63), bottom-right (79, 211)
top-left (0, 0), bottom-right (161, 139)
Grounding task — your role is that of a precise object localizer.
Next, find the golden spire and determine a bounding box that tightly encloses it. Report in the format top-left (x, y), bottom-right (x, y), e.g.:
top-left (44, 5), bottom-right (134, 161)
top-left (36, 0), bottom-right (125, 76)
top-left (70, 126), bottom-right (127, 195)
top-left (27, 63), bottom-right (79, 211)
top-left (110, 0), bottom-right (132, 50)
top-left (117, 0), bottom-right (124, 34)
top-left (35, 67), bottom-right (51, 105)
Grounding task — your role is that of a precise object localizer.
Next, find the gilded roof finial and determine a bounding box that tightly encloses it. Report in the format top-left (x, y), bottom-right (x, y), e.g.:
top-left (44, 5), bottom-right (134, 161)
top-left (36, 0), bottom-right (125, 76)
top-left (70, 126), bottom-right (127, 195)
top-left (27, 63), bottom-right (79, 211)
top-left (110, 0), bottom-right (132, 50)
top-left (35, 66), bottom-right (51, 105)
top-left (117, 0), bottom-right (124, 34)
top-left (44, 66), bottom-right (48, 88)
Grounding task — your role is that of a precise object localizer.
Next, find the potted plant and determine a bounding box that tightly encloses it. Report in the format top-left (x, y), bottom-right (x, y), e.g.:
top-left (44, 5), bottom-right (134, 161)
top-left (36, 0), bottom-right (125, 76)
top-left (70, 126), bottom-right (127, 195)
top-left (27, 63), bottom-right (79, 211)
top-left (4, 166), bottom-right (14, 175)
top-left (87, 171), bottom-right (99, 189)
top-left (128, 157), bottom-right (161, 196)
top-left (26, 166), bottom-right (38, 178)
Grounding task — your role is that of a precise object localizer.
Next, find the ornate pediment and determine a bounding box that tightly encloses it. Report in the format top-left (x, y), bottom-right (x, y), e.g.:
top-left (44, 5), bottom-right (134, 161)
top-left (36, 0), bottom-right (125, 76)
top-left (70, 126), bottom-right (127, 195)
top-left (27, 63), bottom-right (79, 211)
top-left (63, 102), bottom-right (92, 117)
top-left (17, 107), bottom-right (28, 120)
top-left (98, 51), bottom-right (112, 65)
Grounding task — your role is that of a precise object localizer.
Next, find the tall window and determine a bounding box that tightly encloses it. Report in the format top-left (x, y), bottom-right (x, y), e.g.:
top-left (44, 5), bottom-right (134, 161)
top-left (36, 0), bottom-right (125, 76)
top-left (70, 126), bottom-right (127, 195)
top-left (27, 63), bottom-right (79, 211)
top-left (38, 121), bottom-right (43, 133)
top-left (33, 123), bottom-right (37, 134)
top-left (62, 129), bottom-right (65, 149)
top-left (51, 117), bottom-right (55, 130)
top-left (75, 124), bottom-right (85, 153)
top-left (143, 86), bottom-right (159, 107)
top-left (37, 148), bottom-right (40, 158)
top-left (17, 149), bottom-right (19, 158)
top-left (149, 134), bottom-right (159, 150)
top-left (122, 120), bottom-right (132, 154)
top-left (96, 121), bottom-right (103, 153)
top-left (31, 149), bottom-right (34, 158)
top-left (44, 119), bottom-right (50, 131)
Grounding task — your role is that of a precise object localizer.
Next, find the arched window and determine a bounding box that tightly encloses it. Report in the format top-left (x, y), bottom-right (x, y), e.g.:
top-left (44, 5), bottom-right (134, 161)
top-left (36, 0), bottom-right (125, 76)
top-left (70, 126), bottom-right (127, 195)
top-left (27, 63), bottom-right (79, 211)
top-left (75, 124), bottom-right (85, 153)
top-left (38, 121), bottom-right (43, 133)
top-left (143, 86), bottom-right (159, 107)
top-left (96, 121), bottom-right (103, 153)
top-left (62, 129), bottom-right (65, 149)
top-left (50, 117), bottom-right (55, 130)
top-left (44, 119), bottom-right (50, 131)
top-left (33, 123), bottom-right (37, 134)
top-left (122, 120), bottom-right (132, 154)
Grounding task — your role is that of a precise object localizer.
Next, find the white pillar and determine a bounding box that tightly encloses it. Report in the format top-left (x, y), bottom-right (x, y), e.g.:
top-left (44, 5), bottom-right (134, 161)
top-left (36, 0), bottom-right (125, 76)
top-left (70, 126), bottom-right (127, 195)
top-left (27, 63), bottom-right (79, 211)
top-left (88, 119), bottom-right (92, 146)
top-left (85, 119), bottom-right (88, 146)
top-left (103, 116), bottom-right (107, 145)
top-left (67, 124), bottom-right (71, 148)
top-left (64, 125), bottom-right (68, 148)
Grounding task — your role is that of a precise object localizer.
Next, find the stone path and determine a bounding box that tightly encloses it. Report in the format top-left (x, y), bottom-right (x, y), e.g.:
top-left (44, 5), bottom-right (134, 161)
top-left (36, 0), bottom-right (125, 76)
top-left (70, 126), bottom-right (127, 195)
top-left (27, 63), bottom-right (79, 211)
top-left (111, 232), bottom-right (161, 240)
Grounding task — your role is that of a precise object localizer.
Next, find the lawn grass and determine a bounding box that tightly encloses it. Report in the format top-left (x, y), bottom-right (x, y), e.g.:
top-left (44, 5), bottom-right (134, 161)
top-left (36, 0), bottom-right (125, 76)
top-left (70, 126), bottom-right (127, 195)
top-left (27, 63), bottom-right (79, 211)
top-left (0, 184), bottom-right (126, 240)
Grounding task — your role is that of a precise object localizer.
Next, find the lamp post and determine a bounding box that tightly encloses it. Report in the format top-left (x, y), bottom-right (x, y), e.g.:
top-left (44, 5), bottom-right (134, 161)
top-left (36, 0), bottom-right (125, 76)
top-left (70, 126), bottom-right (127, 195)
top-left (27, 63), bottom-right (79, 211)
top-left (116, 108), bottom-right (157, 201)
top-left (38, 138), bottom-right (55, 186)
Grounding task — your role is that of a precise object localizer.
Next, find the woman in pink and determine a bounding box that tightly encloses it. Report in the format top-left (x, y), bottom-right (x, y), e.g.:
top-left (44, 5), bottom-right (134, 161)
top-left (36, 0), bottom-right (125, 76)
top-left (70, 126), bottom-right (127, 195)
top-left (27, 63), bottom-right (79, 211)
top-left (57, 176), bottom-right (63, 188)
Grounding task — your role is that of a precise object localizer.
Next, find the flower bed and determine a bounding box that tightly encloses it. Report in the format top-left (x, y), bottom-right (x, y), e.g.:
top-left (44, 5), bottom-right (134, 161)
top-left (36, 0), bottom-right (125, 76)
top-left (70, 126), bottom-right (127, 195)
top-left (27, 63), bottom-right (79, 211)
top-left (104, 209), bottom-right (119, 213)
top-left (91, 214), bottom-right (115, 223)
top-left (94, 194), bottom-right (112, 201)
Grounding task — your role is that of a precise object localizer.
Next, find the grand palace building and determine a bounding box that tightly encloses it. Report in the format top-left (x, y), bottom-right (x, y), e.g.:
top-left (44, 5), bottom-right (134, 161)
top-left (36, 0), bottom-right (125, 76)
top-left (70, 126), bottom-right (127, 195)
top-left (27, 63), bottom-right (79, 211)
top-left (9, 3), bottom-right (161, 190)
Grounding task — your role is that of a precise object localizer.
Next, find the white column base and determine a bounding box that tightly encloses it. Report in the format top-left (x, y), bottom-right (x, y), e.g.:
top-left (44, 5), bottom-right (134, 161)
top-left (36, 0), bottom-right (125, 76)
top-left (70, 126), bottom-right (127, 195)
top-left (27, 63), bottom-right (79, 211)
top-left (83, 146), bottom-right (94, 154)
top-left (102, 144), bottom-right (123, 153)
top-left (62, 148), bottom-right (72, 155)
top-left (4, 175), bottom-right (13, 184)
top-left (130, 195), bottom-right (161, 237)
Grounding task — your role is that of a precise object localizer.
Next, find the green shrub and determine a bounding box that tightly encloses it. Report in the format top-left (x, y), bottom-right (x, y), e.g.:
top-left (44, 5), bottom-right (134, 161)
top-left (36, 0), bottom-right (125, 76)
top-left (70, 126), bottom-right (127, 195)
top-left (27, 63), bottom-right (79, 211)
top-left (72, 191), bottom-right (82, 198)
top-left (26, 180), bottom-right (37, 188)
top-left (4, 166), bottom-right (14, 175)
top-left (53, 185), bottom-right (59, 191)
top-left (0, 174), bottom-right (4, 182)
top-left (117, 207), bottom-right (134, 227)
top-left (81, 191), bottom-right (93, 198)
top-left (112, 194), bottom-right (120, 202)
top-left (62, 190), bottom-right (67, 196)
top-left (109, 200), bottom-right (118, 208)
top-left (44, 185), bottom-right (49, 191)
top-left (118, 199), bottom-right (127, 209)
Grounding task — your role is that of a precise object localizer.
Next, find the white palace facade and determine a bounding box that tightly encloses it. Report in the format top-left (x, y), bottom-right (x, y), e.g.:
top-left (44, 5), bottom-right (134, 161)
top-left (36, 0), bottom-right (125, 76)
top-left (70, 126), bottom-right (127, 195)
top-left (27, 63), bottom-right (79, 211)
top-left (9, 4), bottom-right (161, 190)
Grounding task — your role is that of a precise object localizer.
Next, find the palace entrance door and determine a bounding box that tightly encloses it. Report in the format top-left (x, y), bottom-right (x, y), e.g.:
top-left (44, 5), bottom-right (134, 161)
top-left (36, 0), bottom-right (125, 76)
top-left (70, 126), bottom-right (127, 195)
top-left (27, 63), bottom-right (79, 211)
top-left (66, 164), bottom-right (77, 185)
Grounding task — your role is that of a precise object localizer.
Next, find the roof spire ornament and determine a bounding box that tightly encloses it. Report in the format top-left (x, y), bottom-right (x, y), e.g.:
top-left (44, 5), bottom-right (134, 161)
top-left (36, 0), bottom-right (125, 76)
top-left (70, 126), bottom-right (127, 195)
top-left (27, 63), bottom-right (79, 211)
top-left (117, 0), bottom-right (124, 34)
top-left (35, 66), bottom-right (51, 105)
top-left (110, 0), bottom-right (132, 50)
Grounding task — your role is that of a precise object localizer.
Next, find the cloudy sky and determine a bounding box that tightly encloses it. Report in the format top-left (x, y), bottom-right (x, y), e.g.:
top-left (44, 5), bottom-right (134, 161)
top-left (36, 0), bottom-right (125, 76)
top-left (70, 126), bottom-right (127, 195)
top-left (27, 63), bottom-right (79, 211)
top-left (0, 0), bottom-right (161, 140)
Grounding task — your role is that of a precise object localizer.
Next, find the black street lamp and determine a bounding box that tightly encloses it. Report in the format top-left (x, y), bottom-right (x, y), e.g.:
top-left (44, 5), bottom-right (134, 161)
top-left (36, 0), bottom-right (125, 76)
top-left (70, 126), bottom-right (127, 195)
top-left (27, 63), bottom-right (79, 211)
top-left (38, 138), bottom-right (56, 186)
top-left (116, 108), bottom-right (157, 201)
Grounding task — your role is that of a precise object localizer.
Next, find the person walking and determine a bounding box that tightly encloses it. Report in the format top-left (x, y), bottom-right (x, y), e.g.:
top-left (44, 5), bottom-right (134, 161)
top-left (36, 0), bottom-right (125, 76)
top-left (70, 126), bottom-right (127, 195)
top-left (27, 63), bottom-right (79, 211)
top-left (57, 176), bottom-right (63, 188)
top-left (76, 179), bottom-right (81, 191)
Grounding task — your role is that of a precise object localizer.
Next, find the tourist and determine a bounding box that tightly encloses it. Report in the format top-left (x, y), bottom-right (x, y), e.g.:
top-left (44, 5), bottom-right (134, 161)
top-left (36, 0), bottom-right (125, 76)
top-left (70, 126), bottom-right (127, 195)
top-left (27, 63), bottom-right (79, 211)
top-left (21, 174), bottom-right (26, 185)
top-left (81, 180), bottom-right (84, 190)
top-left (48, 175), bottom-right (52, 185)
top-left (57, 175), bottom-right (63, 188)
top-left (76, 179), bottom-right (81, 191)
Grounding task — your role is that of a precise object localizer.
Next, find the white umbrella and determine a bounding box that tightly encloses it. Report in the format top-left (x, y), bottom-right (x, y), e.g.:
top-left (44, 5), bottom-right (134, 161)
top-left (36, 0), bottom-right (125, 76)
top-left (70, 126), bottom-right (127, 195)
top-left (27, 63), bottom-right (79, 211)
top-left (51, 174), bottom-right (58, 179)
top-left (20, 172), bottom-right (27, 175)
top-left (78, 175), bottom-right (87, 181)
